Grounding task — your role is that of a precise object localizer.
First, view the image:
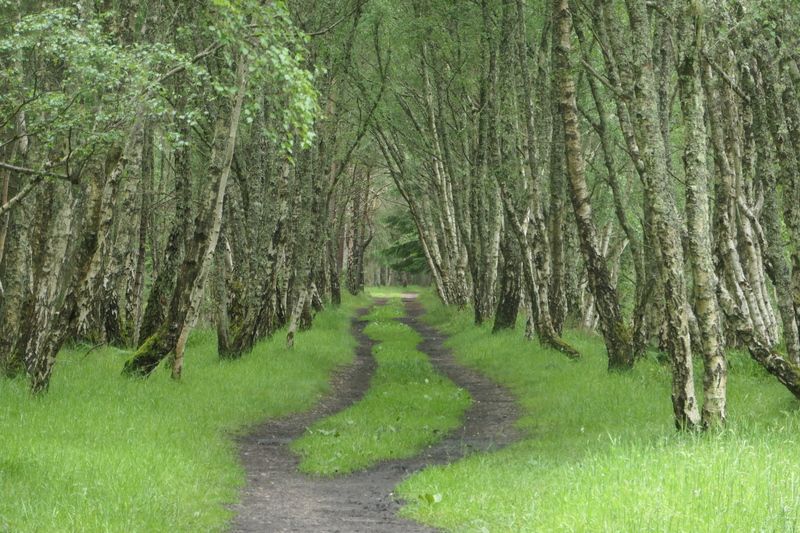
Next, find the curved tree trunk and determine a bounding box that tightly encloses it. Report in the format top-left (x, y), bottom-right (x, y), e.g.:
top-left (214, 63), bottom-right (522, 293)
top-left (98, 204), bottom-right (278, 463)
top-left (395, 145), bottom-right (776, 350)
top-left (553, 0), bottom-right (632, 371)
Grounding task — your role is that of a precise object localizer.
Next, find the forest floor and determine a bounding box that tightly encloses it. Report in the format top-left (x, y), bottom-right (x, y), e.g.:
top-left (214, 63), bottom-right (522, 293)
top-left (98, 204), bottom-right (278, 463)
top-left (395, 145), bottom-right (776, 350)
top-left (6, 289), bottom-right (800, 532)
top-left (231, 294), bottom-right (519, 532)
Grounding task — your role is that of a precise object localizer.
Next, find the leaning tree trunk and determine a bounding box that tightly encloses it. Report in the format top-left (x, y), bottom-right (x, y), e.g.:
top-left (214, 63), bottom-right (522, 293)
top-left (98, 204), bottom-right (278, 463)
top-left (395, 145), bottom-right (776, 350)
top-left (22, 184), bottom-right (77, 392)
top-left (497, 185), bottom-right (580, 359)
top-left (575, 16), bottom-right (648, 358)
top-left (746, 59), bottom-right (800, 365)
top-left (138, 120), bottom-right (192, 342)
top-left (553, 0), bottom-right (632, 371)
top-left (123, 56), bottom-right (249, 379)
top-left (23, 108), bottom-right (144, 393)
top-left (501, 0), bottom-right (578, 358)
top-left (617, 0), bottom-right (701, 429)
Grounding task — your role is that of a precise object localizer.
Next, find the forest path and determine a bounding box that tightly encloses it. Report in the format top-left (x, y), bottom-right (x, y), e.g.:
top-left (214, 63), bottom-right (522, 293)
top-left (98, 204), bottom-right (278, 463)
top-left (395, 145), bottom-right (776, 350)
top-left (230, 295), bottom-right (520, 532)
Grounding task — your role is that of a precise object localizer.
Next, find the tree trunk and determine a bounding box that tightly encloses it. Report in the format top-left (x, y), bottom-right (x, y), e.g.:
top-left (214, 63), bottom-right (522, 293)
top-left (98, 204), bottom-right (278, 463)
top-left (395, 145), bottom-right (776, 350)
top-left (493, 230), bottom-right (521, 333)
top-left (746, 59), bottom-right (800, 364)
top-left (548, 105), bottom-right (568, 335)
top-left (553, 0), bottom-right (633, 370)
top-left (24, 183), bottom-right (78, 393)
top-left (677, 10), bottom-right (727, 426)
top-left (123, 56), bottom-right (249, 378)
top-left (286, 286), bottom-right (308, 349)
top-left (138, 121), bottom-right (191, 342)
top-left (618, 0), bottom-right (701, 429)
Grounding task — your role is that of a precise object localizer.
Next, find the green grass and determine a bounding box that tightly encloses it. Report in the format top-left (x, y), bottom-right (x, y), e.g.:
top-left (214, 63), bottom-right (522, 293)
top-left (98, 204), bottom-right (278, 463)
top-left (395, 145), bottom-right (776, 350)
top-left (291, 298), bottom-right (471, 475)
top-left (0, 294), bottom-right (368, 533)
top-left (396, 291), bottom-right (800, 532)
top-left (366, 285), bottom-right (427, 299)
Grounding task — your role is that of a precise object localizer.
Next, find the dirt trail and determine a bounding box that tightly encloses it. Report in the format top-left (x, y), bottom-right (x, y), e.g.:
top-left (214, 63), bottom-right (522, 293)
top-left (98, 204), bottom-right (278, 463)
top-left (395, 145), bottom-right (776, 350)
top-left (230, 295), bottom-right (520, 532)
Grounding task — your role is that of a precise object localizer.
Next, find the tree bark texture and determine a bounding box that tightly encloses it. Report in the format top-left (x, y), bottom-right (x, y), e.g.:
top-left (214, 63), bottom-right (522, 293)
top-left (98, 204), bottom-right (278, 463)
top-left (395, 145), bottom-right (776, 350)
top-left (553, 0), bottom-right (633, 371)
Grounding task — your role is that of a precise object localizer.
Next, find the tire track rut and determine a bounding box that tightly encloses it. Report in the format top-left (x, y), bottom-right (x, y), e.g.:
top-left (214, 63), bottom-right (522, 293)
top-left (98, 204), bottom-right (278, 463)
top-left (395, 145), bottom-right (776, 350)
top-left (231, 295), bottom-right (520, 532)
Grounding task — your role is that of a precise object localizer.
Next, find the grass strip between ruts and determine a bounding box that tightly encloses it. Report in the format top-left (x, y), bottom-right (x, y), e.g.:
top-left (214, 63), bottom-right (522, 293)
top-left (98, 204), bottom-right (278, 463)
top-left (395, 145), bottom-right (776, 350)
top-left (291, 298), bottom-right (471, 475)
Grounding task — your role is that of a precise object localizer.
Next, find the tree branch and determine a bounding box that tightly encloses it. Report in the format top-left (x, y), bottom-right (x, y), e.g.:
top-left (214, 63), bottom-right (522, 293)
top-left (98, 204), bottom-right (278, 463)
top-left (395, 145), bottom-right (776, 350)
top-left (0, 161), bottom-right (72, 181)
top-left (701, 51), bottom-right (750, 103)
top-left (307, 0), bottom-right (368, 37)
top-left (0, 175), bottom-right (44, 218)
top-left (156, 42), bottom-right (226, 85)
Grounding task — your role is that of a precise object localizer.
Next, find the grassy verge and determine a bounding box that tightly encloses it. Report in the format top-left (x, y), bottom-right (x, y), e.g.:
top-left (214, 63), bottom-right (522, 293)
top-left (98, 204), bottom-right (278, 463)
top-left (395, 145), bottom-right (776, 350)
top-left (291, 298), bottom-right (471, 475)
top-left (0, 295), bottom-right (368, 533)
top-left (397, 291), bottom-right (800, 532)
